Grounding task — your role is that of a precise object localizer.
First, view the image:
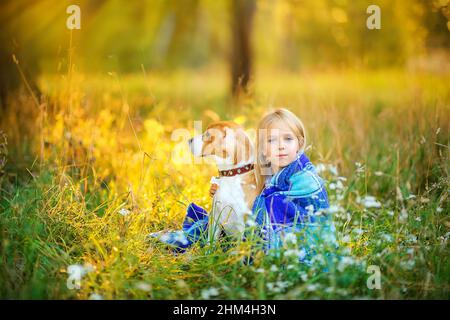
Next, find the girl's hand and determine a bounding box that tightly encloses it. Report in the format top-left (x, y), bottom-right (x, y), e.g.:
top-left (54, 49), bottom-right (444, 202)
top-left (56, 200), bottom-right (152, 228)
top-left (209, 183), bottom-right (219, 197)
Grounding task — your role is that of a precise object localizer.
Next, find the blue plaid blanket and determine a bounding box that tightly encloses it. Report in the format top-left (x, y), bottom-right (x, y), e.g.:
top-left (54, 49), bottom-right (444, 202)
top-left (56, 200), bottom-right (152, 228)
top-left (250, 152), bottom-right (337, 262)
top-left (150, 151), bottom-right (337, 261)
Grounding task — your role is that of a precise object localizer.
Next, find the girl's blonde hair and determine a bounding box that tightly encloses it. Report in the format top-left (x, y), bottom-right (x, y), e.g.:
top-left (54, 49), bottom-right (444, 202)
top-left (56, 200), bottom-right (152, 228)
top-left (255, 108), bottom-right (306, 194)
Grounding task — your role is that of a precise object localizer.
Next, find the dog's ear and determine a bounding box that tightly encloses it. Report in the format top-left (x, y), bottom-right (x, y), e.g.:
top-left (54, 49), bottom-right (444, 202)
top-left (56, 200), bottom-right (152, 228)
top-left (203, 110), bottom-right (220, 123)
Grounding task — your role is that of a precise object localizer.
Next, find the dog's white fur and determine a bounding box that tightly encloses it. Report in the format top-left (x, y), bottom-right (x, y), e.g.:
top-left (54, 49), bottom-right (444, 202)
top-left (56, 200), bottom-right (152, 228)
top-left (189, 122), bottom-right (257, 242)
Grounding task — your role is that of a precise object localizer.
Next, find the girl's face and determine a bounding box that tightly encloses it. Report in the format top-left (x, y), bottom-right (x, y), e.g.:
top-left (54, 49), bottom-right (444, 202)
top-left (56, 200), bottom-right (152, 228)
top-left (263, 120), bottom-right (300, 173)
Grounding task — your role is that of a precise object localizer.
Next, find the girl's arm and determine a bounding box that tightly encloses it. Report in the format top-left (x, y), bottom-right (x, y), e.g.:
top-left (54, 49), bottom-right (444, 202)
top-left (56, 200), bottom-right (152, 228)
top-left (209, 176), bottom-right (219, 197)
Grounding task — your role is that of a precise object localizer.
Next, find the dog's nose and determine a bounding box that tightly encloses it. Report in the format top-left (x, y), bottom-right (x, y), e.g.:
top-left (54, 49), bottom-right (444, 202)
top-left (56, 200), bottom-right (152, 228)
top-left (188, 138), bottom-right (193, 145)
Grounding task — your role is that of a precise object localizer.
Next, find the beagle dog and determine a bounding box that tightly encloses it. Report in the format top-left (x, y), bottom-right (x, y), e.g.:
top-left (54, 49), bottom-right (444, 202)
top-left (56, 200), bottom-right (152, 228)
top-left (188, 121), bottom-right (259, 242)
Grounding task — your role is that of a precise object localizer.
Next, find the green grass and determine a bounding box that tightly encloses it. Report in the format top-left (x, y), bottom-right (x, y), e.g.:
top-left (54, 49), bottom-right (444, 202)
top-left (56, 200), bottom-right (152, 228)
top-left (0, 68), bottom-right (449, 299)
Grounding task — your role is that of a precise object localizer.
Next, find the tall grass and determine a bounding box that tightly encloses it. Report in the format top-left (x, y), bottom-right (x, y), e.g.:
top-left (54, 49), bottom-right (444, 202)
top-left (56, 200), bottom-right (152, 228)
top-left (0, 67), bottom-right (448, 299)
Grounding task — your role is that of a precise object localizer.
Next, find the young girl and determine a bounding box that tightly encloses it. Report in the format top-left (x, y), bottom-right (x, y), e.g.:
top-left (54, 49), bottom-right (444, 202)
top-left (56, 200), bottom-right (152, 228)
top-left (152, 108), bottom-right (337, 262)
top-left (243, 108), bottom-right (337, 261)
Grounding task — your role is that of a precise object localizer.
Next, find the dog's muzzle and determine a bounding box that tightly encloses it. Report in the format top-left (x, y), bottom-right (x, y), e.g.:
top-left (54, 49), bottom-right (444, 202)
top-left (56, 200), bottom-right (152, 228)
top-left (188, 135), bottom-right (204, 157)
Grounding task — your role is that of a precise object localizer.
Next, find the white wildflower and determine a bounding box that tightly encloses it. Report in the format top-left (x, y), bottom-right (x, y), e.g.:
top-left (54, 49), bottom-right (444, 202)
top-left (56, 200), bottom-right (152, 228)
top-left (444, 232), bottom-right (450, 241)
top-left (326, 205), bottom-right (342, 214)
top-left (284, 249), bottom-right (299, 258)
top-left (266, 282), bottom-right (281, 293)
top-left (246, 217), bottom-right (256, 227)
top-left (337, 256), bottom-right (356, 272)
top-left (325, 287), bottom-right (334, 294)
top-left (380, 233), bottom-right (393, 243)
top-left (284, 248), bottom-right (306, 260)
top-left (201, 287), bottom-right (219, 299)
top-left (306, 284), bottom-right (319, 291)
top-left (276, 281), bottom-right (290, 290)
top-left (315, 164), bottom-right (326, 173)
top-left (67, 263), bottom-right (94, 280)
top-left (314, 210), bottom-right (325, 216)
top-left (284, 232), bottom-right (297, 245)
top-left (66, 263), bottom-right (94, 290)
top-left (67, 264), bottom-right (85, 282)
top-left (360, 195), bottom-right (382, 208)
top-left (305, 205), bottom-right (315, 215)
top-left (89, 293), bottom-right (103, 300)
top-left (336, 180), bottom-right (344, 190)
top-left (406, 234), bottom-right (417, 244)
top-left (135, 282), bottom-right (152, 292)
top-left (400, 260), bottom-right (415, 270)
top-left (322, 232), bottom-right (337, 245)
top-left (298, 248), bottom-right (307, 260)
top-left (355, 162), bottom-right (365, 174)
top-left (119, 208), bottom-right (130, 216)
top-left (329, 165), bottom-right (338, 176)
top-left (399, 209), bottom-right (408, 223)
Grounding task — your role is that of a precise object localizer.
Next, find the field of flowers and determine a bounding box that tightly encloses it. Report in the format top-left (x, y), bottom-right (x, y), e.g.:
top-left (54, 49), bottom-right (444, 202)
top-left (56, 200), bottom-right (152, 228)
top-left (0, 67), bottom-right (448, 299)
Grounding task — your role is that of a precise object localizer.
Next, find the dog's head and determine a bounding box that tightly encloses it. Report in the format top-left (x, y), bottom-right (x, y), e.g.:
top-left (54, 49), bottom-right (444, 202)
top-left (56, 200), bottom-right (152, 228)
top-left (188, 121), bottom-right (253, 167)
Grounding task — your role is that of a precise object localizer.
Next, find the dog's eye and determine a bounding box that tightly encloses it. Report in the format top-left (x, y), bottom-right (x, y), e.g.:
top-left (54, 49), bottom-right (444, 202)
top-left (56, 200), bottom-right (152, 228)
top-left (203, 131), bottom-right (211, 141)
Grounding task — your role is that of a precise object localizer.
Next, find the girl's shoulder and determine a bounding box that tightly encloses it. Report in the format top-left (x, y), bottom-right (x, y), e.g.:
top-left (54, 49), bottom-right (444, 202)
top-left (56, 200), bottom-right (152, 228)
top-left (268, 152), bottom-right (319, 190)
top-left (288, 167), bottom-right (324, 194)
top-left (287, 154), bottom-right (325, 193)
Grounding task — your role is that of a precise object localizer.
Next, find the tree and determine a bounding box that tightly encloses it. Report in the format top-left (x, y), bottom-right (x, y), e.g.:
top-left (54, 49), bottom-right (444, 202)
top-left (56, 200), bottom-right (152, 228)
top-left (230, 0), bottom-right (256, 98)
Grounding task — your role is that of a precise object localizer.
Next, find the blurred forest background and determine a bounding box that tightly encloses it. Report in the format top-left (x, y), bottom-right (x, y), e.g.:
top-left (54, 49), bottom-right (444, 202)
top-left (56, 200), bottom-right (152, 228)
top-left (0, 0), bottom-right (449, 299)
top-left (1, 0), bottom-right (449, 99)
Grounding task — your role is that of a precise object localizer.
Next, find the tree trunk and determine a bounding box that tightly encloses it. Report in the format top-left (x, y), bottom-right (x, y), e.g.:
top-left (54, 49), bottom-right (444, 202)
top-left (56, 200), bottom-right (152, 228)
top-left (230, 0), bottom-right (255, 98)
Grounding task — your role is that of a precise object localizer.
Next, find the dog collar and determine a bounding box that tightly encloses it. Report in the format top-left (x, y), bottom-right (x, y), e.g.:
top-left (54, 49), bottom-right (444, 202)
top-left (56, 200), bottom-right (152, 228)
top-left (219, 164), bottom-right (254, 177)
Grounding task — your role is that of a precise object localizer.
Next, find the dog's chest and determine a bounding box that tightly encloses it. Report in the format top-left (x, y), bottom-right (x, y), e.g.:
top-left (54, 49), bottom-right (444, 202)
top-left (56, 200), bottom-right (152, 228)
top-left (212, 176), bottom-right (251, 235)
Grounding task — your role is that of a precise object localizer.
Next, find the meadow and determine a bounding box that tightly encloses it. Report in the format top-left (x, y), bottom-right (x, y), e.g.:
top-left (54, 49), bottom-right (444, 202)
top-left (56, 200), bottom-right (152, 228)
top-left (0, 66), bottom-right (448, 299)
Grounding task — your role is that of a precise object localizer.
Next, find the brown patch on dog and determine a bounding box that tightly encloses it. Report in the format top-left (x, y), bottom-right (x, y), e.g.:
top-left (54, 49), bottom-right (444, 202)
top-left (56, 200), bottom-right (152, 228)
top-left (201, 121), bottom-right (252, 165)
